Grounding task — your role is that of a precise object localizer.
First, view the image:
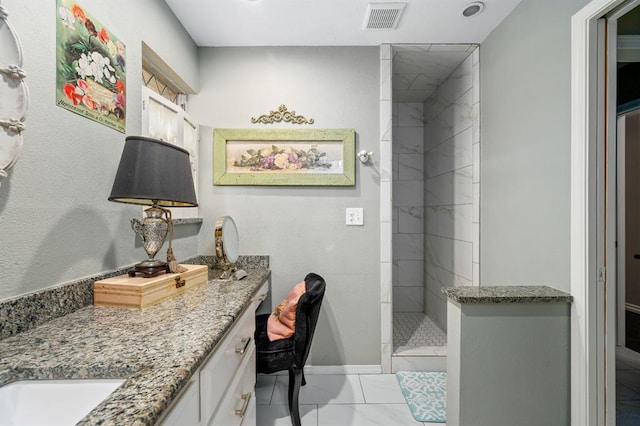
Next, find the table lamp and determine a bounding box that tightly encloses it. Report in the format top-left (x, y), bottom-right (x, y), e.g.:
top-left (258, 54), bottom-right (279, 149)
top-left (108, 136), bottom-right (198, 278)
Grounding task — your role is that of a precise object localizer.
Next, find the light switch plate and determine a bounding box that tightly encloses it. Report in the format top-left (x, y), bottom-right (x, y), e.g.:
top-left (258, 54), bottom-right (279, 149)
top-left (346, 208), bottom-right (364, 226)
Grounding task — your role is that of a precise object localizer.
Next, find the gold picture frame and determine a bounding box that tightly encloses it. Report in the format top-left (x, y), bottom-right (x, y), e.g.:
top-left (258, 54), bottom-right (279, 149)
top-left (213, 128), bottom-right (355, 186)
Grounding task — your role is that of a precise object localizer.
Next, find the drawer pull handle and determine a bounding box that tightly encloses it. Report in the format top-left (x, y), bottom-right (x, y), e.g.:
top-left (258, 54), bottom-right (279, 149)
top-left (235, 337), bottom-right (251, 355)
top-left (175, 276), bottom-right (186, 288)
top-left (235, 392), bottom-right (252, 417)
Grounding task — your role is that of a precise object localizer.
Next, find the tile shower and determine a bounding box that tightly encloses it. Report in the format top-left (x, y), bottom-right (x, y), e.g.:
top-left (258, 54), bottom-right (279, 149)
top-left (391, 46), bottom-right (480, 358)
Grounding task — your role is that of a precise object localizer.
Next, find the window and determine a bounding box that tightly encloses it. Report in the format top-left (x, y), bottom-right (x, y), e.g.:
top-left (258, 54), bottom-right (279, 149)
top-left (142, 67), bottom-right (182, 106)
top-left (141, 85), bottom-right (199, 219)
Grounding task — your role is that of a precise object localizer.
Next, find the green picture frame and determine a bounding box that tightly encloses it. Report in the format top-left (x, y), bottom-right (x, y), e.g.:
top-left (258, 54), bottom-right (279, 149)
top-left (213, 128), bottom-right (356, 186)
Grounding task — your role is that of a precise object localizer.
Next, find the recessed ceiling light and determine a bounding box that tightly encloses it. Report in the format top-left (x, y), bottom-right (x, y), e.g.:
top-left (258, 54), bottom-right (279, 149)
top-left (462, 2), bottom-right (484, 18)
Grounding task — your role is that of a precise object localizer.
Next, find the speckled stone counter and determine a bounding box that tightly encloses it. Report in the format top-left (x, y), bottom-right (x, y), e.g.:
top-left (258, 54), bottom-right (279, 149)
top-left (0, 254), bottom-right (268, 340)
top-left (442, 285), bottom-right (573, 304)
top-left (0, 267), bottom-right (271, 425)
top-left (444, 285), bottom-right (571, 426)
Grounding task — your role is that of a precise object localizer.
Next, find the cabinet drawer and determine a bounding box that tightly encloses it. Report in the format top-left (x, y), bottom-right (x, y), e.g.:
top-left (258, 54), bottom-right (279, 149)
top-left (200, 305), bottom-right (255, 425)
top-left (158, 374), bottom-right (199, 426)
top-left (207, 344), bottom-right (256, 426)
top-left (253, 281), bottom-right (270, 312)
top-left (240, 392), bottom-right (257, 426)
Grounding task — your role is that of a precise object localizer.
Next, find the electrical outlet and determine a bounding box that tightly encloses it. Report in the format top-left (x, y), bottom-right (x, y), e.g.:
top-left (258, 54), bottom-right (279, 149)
top-left (346, 208), bottom-right (364, 226)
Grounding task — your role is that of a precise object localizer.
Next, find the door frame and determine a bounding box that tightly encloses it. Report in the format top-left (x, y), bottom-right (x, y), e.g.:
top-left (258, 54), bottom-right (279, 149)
top-left (571, 0), bottom-right (640, 424)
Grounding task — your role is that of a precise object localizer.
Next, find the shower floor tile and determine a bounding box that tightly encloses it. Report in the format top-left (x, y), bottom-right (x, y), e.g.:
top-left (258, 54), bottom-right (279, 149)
top-left (393, 312), bottom-right (446, 352)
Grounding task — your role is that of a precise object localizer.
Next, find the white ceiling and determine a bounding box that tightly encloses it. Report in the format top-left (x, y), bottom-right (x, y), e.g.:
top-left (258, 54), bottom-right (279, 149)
top-left (164, 0), bottom-right (522, 102)
top-left (164, 0), bottom-right (523, 47)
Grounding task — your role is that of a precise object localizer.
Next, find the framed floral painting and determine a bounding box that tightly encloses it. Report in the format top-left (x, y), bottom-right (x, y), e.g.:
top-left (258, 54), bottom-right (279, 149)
top-left (213, 129), bottom-right (355, 186)
top-left (56, 1), bottom-right (126, 133)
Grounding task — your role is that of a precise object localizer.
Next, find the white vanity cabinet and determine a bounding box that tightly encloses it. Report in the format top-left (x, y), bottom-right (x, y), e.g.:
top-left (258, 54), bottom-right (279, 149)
top-left (253, 280), bottom-right (270, 314)
top-left (159, 375), bottom-right (200, 426)
top-left (206, 343), bottom-right (257, 425)
top-left (159, 279), bottom-right (270, 426)
top-left (200, 298), bottom-right (257, 425)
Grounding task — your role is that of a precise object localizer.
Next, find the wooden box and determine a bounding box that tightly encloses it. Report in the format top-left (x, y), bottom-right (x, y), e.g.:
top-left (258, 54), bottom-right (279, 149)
top-left (94, 264), bottom-right (209, 308)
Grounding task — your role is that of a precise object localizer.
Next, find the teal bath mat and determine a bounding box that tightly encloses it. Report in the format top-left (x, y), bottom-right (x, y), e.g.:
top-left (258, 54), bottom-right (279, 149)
top-left (396, 371), bottom-right (446, 423)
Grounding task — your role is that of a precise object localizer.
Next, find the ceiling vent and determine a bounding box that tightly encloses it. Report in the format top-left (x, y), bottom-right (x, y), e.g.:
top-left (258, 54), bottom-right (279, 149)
top-left (363, 3), bottom-right (406, 30)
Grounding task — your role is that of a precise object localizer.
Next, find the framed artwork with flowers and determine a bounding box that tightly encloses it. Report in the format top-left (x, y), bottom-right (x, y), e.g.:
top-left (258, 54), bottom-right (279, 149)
top-left (213, 128), bottom-right (355, 186)
top-left (56, 1), bottom-right (126, 133)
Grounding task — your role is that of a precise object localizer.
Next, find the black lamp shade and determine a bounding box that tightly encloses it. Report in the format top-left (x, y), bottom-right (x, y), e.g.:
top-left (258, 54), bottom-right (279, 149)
top-left (108, 136), bottom-right (198, 207)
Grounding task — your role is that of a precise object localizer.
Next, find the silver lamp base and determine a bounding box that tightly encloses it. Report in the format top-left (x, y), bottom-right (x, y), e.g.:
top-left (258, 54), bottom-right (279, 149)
top-left (129, 206), bottom-right (170, 278)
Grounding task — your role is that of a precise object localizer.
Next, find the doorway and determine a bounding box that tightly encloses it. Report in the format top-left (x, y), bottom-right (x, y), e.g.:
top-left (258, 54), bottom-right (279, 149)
top-left (616, 15), bottom-right (640, 413)
top-left (617, 108), bottom-right (640, 424)
top-left (610, 4), bottom-right (640, 424)
top-left (616, 3), bottom-right (640, 355)
top-left (618, 109), bottom-right (640, 353)
top-left (384, 44), bottom-right (480, 372)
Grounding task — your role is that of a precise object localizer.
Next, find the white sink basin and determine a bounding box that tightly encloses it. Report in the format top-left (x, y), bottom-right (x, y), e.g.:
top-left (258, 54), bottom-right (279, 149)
top-left (0, 379), bottom-right (124, 425)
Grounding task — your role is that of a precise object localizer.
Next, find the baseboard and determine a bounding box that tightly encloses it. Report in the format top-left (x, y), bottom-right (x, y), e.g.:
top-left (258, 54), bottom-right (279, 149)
top-left (626, 303), bottom-right (640, 315)
top-left (261, 365), bottom-right (383, 375)
top-left (304, 365), bottom-right (382, 375)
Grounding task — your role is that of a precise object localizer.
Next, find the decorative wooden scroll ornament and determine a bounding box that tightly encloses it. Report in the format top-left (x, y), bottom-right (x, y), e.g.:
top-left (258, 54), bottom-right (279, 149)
top-left (251, 104), bottom-right (314, 125)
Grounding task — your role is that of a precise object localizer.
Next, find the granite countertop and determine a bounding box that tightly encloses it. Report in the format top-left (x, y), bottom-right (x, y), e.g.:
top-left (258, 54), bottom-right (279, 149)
top-left (442, 285), bottom-right (573, 304)
top-left (0, 267), bottom-right (271, 425)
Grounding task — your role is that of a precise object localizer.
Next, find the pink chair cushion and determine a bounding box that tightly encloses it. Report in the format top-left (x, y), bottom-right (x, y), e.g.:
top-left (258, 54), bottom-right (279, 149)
top-left (267, 281), bottom-right (306, 341)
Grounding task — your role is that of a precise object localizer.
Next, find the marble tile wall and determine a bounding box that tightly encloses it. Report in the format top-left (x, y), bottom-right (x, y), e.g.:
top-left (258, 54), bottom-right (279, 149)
top-left (392, 102), bottom-right (425, 313)
top-left (423, 48), bottom-right (480, 332)
top-left (380, 44), bottom-right (393, 373)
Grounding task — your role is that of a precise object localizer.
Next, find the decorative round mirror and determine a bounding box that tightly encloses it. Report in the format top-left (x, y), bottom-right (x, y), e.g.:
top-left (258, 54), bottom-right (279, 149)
top-left (214, 216), bottom-right (240, 279)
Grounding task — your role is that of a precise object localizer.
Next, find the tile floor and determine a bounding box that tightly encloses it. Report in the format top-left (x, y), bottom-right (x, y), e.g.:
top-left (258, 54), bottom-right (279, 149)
top-left (617, 346), bottom-right (640, 425)
top-left (393, 313), bottom-right (446, 353)
top-left (256, 373), bottom-right (445, 426)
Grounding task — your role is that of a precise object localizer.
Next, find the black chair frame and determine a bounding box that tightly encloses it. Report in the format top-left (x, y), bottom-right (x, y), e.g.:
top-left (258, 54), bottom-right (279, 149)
top-left (255, 272), bottom-right (326, 426)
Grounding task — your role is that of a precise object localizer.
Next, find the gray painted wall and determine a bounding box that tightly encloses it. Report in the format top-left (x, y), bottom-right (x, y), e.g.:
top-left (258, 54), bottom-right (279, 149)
top-left (190, 47), bottom-right (381, 366)
top-left (480, 0), bottom-right (590, 292)
top-left (0, 0), bottom-right (200, 300)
